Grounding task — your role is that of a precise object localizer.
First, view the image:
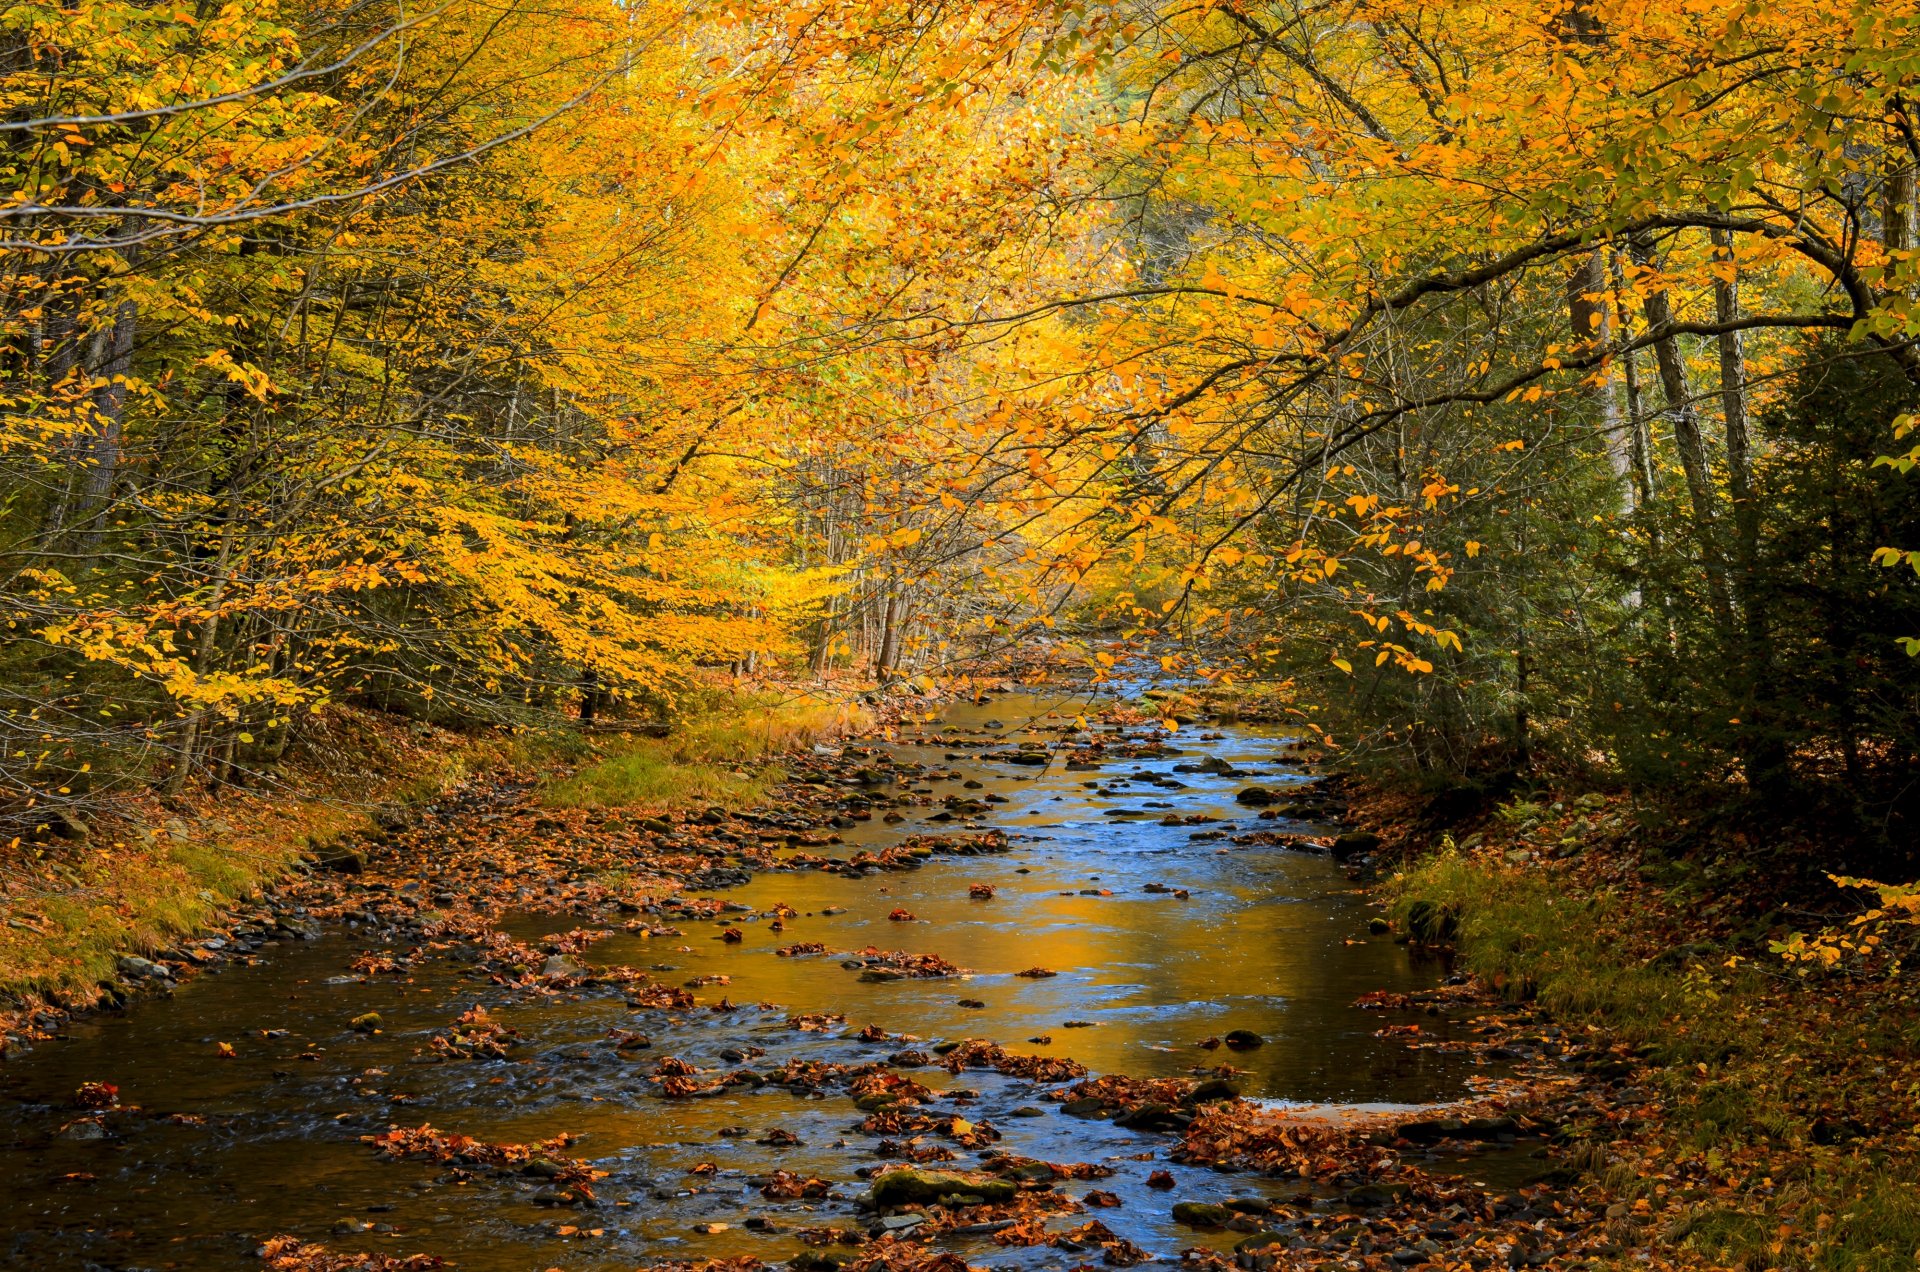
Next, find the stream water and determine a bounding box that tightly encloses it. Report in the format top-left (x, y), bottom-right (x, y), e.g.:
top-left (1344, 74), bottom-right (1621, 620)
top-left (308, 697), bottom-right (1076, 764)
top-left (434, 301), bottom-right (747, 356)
top-left (0, 691), bottom-right (1519, 1271)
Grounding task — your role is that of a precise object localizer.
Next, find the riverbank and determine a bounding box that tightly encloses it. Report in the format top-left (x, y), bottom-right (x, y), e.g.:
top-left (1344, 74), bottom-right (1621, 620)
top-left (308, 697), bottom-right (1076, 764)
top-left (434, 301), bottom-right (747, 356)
top-left (0, 708), bottom-right (483, 1045)
top-left (0, 688), bottom-right (875, 1049)
top-left (1368, 785), bottom-right (1920, 1272)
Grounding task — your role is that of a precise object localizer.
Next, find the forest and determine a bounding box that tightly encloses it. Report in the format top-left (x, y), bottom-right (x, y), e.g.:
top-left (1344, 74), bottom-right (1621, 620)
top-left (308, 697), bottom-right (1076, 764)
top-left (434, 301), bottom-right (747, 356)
top-left (3, 3), bottom-right (1920, 1271)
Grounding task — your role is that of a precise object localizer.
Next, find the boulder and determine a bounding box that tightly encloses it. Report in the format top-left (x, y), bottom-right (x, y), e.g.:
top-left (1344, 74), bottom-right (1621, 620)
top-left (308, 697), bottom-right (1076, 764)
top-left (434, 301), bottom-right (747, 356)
top-left (1115, 1102), bottom-right (1188, 1131)
top-left (116, 955), bottom-right (168, 981)
top-left (1395, 1117), bottom-right (1465, 1143)
top-left (1184, 1078), bottom-right (1242, 1105)
top-left (314, 848), bottom-right (366, 875)
top-left (1345, 1182), bottom-right (1412, 1207)
top-left (1331, 831), bottom-right (1382, 861)
top-left (39, 809), bottom-right (90, 841)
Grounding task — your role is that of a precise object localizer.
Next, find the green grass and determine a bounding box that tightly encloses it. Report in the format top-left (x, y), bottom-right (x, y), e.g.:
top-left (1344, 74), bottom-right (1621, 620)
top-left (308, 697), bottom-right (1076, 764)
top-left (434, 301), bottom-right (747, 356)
top-left (1388, 849), bottom-right (1920, 1272)
top-left (1, 834), bottom-right (297, 999)
top-left (1388, 851), bottom-right (1734, 1049)
top-left (540, 692), bottom-right (869, 812)
top-left (542, 747), bottom-right (778, 810)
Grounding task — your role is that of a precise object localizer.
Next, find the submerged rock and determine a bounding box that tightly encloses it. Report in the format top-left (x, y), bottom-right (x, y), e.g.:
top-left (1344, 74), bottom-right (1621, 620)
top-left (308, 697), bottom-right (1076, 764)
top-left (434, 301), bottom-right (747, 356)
top-left (56, 1119), bottom-right (109, 1142)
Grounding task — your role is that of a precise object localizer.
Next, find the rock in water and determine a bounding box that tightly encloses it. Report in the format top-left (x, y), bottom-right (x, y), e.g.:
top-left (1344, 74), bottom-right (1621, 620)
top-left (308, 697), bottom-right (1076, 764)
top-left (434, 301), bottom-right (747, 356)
top-left (1395, 1117), bottom-right (1465, 1142)
top-left (1184, 1077), bottom-right (1243, 1104)
top-left (1331, 831), bottom-right (1383, 860)
top-left (116, 955), bottom-right (168, 980)
top-left (867, 1169), bottom-right (1017, 1207)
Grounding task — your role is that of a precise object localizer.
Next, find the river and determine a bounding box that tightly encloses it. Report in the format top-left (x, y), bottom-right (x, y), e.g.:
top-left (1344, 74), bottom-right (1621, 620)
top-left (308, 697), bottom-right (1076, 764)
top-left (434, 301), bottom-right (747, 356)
top-left (0, 689), bottom-right (1519, 1270)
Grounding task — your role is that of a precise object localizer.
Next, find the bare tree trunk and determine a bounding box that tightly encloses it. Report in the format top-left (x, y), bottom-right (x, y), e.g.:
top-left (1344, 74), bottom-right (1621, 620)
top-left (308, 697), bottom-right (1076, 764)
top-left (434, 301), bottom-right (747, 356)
top-left (579, 669), bottom-right (601, 724)
top-left (77, 294), bottom-right (136, 545)
top-left (167, 514), bottom-right (240, 794)
top-left (1885, 153), bottom-right (1916, 255)
top-left (875, 587), bottom-right (902, 680)
top-left (1710, 230), bottom-right (1759, 573)
top-left (810, 595), bottom-right (838, 675)
top-left (1609, 250), bottom-right (1656, 508)
top-left (1631, 233), bottom-right (1735, 636)
top-left (36, 299), bottom-right (87, 543)
top-left (1711, 228), bottom-right (1788, 792)
top-left (1567, 251), bottom-right (1635, 504)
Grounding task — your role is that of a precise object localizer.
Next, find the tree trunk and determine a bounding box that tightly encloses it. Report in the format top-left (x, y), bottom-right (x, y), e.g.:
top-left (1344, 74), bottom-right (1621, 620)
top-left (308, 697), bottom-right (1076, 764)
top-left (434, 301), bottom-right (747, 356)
top-left (1885, 154), bottom-right (1916, 255)
top-left (875, 588), bottom-right (902, 680)
top-left (167, 515), bottom-right (240, 794)
top-left (1608, 250), bottom-right (1657, 507)
top-left (579, 669), bottom-right (601, 724)
top-left (78, 294), bottom-right (137, 545)
top-left (1631, 233), bottom-right (1735, 636)
top-left (1711, 228), bottom-right (1788, 793)
top-left (1710, 230), bottom-right (1760, 575)
top-left (1566, 251), bottom-right (1635, 505)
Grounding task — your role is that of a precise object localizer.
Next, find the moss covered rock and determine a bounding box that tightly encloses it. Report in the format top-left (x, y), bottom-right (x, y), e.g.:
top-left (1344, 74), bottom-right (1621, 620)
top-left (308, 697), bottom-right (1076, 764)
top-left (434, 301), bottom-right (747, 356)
top-left (868, 1169), bottom-right (1018, 1208)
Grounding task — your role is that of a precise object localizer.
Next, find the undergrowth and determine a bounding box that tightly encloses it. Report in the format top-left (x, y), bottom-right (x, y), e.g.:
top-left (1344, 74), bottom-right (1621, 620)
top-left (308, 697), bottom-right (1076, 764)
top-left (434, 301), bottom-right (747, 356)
top-left (1390, 847), bottom-right (1920, 1272)
top-left (541, 692), bottom-right (871, 811)
top-left (2, 709), bottom-right (480, 1009)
